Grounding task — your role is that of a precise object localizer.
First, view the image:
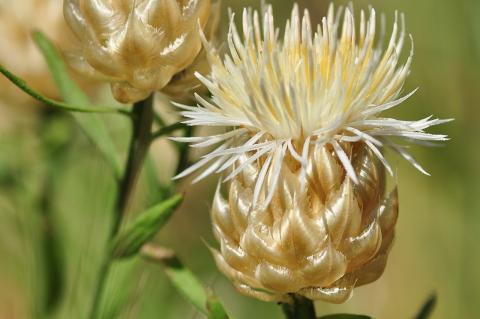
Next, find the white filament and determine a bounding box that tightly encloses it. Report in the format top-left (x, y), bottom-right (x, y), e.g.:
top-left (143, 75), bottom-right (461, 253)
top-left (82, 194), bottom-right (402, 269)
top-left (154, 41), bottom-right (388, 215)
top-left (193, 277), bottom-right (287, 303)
top-left (174, 3), bottom-right (452, 206)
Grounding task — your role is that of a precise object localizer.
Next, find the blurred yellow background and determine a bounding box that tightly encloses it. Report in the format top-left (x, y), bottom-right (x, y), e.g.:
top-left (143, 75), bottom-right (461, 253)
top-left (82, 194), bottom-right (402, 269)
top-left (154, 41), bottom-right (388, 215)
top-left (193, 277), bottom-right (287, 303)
top-left (0, 0), bottom-right (478, 318)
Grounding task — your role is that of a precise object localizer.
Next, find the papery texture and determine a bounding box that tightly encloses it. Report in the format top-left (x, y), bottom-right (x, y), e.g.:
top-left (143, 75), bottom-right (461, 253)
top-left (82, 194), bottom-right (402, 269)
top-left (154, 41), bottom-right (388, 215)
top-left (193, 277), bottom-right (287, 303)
top-left (173, 2), bottom-right (450, 305)
top-left (64, 0), bottom-right (211, 103)
top-left (211, 142), bottom-right (398, 303)
top-left (162, 1), bottom-right (221, 101)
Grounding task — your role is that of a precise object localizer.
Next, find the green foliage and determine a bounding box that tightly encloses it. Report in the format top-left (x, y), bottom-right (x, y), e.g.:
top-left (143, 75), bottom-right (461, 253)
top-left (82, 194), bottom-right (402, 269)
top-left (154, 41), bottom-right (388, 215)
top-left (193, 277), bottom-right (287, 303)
top-left (151, 122), bottom-right (186, 140)
top-left (207, 294), bottom-right (230, 319)
top-left (112, 194), bottom-right (183, 259)
top-left (1, 1), bottom-right (476, 318)
top-left (163, 256), bottom-right (210, 315)
top-left (415, 294), bottom-right (437, 319)
top-left (0, 64), bottom-right (117, 114)
top-left (32, 31), bottom-right (96, 107)
top-left (31, 31), bottom-right (123, 177)
top-left (37, 116), bottom-right (70, 315)
top-left (140, 245), bottom-right (230, 318)
top-left (97, 259), bottom-right (139, 319)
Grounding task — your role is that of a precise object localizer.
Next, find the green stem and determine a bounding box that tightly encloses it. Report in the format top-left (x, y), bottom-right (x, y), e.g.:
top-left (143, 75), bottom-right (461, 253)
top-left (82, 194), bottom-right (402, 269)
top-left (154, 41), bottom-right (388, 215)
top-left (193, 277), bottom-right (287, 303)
top-left (39, 164), bottom-right (64, 315)
top-left (90, 95), bottom-right (154, 319)
top-left (111, 95), bottom-right (154, 236)
top-left (151, 122), bottom-right (186, 140)
top-left (415, 294), bottom-right (437, 319)
top-left (38, 109), bottom-right (70, 315)
top-left (282, 294), bottom-right (316, 319)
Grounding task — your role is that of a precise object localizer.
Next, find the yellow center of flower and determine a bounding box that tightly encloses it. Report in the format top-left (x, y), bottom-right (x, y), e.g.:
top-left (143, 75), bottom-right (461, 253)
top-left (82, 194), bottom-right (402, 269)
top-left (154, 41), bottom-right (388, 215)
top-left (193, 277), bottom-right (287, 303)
top-left (175, 3), bottom-right (450, 206)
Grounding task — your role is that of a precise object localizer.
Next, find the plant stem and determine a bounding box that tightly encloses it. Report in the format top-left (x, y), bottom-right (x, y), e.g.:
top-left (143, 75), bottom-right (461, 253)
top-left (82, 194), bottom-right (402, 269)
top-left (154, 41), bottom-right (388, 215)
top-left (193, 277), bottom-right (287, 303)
top-left (282, 294), bottom-right (316, 319)
top-left (415, 294), bottom-right (437, 319)
top-left (151, 122), bottom-right (186, 140)
top-left (38, 110), bottom-right (68, 315)
top-left (90, 95), bottom-right (154, 319)
top-left (39, 160), bottom-right (64, 315)
top-left (111, 95), bottom-right (155, 236)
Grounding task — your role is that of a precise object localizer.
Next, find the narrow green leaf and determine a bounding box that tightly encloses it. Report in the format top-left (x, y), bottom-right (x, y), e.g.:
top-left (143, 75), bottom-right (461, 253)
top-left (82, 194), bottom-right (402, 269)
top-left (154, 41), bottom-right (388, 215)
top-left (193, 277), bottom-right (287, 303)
top-left (32, 31), bottom-right (90, 105)
top-left (163, 257), bottom-right (209, 315)
top-left (207, 294), bottom-right (229, 319)
top-left (112, 194), bottom-right (183, 259)
top-left (151, 122), bottom-right (186, 140)
top-left (31, 31), bottom-right (123, 176)
top-left (141, 245), bottom-right (231, 318)
top-left (318, 315), bottom-right (372, 319)
top-left (415, 294), bottom-right (437, 319)
top-left (0, 65), bottom-right (116, 113)
top-left (98, 259), bottom-right (139, 319)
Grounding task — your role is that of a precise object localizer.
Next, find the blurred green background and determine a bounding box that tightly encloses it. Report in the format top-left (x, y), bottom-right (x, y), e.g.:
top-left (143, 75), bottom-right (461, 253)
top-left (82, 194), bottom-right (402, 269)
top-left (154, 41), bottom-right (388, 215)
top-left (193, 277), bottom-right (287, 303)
top-left (0, 0), bottom-right (479, 318)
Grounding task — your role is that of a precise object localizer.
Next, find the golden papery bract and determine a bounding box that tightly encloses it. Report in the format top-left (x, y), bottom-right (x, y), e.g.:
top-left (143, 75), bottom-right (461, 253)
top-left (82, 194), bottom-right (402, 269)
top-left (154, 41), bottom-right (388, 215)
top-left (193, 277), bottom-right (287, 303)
top-left (162, 1), bottom-right (221, 101)
top-left (211, 142), bottom-right (398, 303)
top-left (64, 0), bottom-right (211, 103)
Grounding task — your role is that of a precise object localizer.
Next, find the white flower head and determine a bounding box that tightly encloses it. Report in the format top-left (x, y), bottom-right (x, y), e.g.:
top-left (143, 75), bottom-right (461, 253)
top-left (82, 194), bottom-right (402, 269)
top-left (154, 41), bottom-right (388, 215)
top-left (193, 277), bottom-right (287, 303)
top-left (173, 3), bottom-right (452, 206)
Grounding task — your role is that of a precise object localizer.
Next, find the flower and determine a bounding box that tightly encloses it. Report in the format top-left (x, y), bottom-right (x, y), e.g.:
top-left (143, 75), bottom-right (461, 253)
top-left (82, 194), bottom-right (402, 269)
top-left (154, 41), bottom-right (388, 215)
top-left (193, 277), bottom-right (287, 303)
top-left (63, 0), bottom-right (211, 103)
top-left (210, 143), bottom-right (397, 303)
top-left (174, 3), bottom-right (451, 303)
top-left (174, 4), bottom-right (451, 205)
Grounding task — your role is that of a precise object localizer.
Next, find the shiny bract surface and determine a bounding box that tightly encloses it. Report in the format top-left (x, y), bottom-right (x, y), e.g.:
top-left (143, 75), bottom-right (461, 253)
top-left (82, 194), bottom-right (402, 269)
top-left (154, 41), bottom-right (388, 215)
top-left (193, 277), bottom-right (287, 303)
top-left (211, 142), bottom-right (398, 303)
top-left (162, 1), bottom-right (221, 101)
top-left (63, 0), bottom-right (211, 103)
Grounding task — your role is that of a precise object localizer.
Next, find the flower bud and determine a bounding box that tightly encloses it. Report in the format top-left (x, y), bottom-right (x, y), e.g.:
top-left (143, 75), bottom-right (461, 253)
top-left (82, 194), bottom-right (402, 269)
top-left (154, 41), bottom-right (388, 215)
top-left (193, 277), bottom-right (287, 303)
top-left (210, 142), bottom-right (398, 303)
top-left (64, 0), bottom-right (211, 103)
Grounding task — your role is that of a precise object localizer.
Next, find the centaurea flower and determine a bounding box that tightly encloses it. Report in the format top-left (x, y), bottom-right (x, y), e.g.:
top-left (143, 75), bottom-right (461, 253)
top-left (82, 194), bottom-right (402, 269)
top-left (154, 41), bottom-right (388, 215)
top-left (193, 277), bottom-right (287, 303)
top-left (174, 3), bottom-right (451, 303)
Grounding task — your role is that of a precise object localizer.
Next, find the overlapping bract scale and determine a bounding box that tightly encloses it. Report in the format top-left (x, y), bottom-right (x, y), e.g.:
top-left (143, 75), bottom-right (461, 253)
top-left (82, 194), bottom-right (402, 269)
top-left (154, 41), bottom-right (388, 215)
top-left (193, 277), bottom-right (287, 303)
top-left (210, 142), bottom-right (398, 303)
top-left (64, 0), bottom-right (211, 102)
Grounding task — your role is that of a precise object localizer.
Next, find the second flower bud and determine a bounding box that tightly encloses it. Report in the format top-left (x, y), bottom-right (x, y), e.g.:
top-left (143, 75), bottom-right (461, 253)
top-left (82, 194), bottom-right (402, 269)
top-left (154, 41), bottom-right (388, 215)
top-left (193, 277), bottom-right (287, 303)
top-left (64, 0), bottom-right (211, 103)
